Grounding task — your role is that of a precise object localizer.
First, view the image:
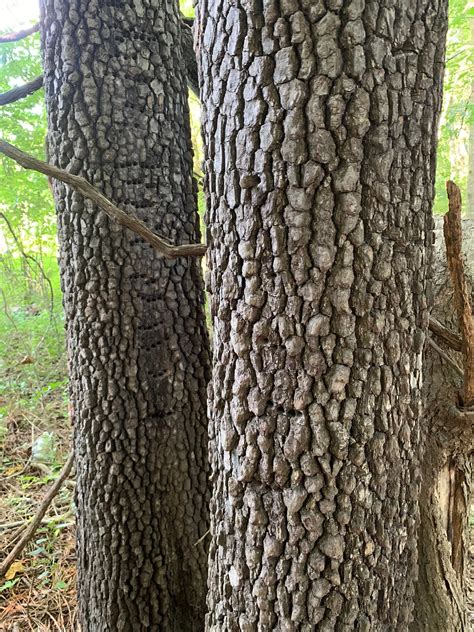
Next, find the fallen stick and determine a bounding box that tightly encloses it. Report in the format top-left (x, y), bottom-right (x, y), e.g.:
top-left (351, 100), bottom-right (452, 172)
top-left (0, 452), bottom-right (74, 578)
top-left (0, 511), bottom-right (74, 532)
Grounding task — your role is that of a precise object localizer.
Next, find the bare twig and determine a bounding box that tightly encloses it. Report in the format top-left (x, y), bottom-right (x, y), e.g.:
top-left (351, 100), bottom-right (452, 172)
top-left (428, 316), bottom-right (463, 352)
top-left (0, 512), bottom-right (73, 532)
top-left (443, 181), bottom-right (474, 406)
top-left (0, 76), bottom-right (43, 106)
top-left (0, 24), bottom-right (39, 43)
top-left (0, 452), bottom-right (74, 578)
top-left (0, 212), bottom-right (55, 317)
top-left (427, 337), bottom-right (464, 378)
top-left (0, 139), bottom-right (207, 259)
top-left (193, 528), bottom-right (210, 546)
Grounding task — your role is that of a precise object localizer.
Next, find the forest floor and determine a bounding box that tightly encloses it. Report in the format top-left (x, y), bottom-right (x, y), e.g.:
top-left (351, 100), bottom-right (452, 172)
top-left (0, 257), bottom-right (77, 630)
top-left (469, 519), bottom-right (474, 631)
top-left (0, 376), bottom-right (75, 631)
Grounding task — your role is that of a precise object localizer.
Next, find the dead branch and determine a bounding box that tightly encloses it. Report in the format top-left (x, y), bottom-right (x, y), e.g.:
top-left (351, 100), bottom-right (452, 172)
top-left (193, 528), bottom-right (210, 547)
top-left (0, 24), bottom-right (39, 43)
top-left (427, 337), bottom-right (464, 378)
top-left (0, 511), bottom-right (73, 532)
top-left (0, 139), bottom-right (207, 259)
top-left (443, 181), bottom-right (474, 406)
top-left (0, 452), bottom-right (74, 578)
top-left (0, 76), bottom-right (43, 106)
top-left (429, 316), bottom-right (463, 352)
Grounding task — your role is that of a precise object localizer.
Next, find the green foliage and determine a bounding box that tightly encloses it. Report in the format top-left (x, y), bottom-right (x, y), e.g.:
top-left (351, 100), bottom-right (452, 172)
top-left (434, 0), bottom-right (474, 213)
top-left (0, 251), bottom-right (65, 412)
top-left (0, 578), bottom-right (20, 592)
top-left (180, 0), bottom-right (195, 18)
top-left (0, 30), bottom-right (55, 249)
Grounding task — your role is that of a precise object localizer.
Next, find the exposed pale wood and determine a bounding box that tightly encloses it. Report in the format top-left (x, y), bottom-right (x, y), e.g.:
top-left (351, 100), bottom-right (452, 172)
top-left (444, 181), bottom-right (474, 406)
top-left (0, 139), bottom-right (207, 259)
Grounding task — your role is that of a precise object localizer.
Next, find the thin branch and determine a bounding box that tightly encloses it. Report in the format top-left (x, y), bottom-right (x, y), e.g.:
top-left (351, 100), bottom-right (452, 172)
top-left (428, 316), bottom-right (463, 352)
top-left (446, 50), bottom-right (467, 63)
top-left (427, 336), bottom-right (464, 378)
top-left (0, 75), bottom-right (43, 106)
top-left (0, 212), bottom-right (55, 317)
top-left (0, 452), bottom-right (74, 578)
top-left (193, 528), bottom-right (210, 546)
top-left (0, 511), bottom-right (73, 532)
top-left (0, 139), bottom-right (207, 259)
top-left (0, 24), bottom-right (39, 44)
top-left (444, 181), bottom-right (474, 406)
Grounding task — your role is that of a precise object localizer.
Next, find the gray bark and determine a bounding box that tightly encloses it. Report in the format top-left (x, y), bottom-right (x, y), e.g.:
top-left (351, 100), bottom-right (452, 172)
top-left (40, 1), bottom-right (210, 630)
top-left (412, 220), bottom-right (474, 631)
top-left (198, 1), bottom-right (448, 629)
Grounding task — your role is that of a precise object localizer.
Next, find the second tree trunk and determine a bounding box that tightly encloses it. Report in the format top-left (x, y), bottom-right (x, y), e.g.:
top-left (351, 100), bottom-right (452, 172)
top-left (199, 1), bottom-right (448, 628)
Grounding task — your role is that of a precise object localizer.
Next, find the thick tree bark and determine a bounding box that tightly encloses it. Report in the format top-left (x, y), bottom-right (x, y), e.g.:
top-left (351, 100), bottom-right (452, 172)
top-left (40, 1), bottom-right (210, 630)
top-left (199, 1), bottom-right (448, 629)
top-left (413, 219), bottom-right (474, 631)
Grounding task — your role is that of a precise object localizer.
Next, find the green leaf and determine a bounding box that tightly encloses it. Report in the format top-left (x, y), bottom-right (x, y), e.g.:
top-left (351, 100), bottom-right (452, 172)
top-left (0, 578), bottom-right (20, 592)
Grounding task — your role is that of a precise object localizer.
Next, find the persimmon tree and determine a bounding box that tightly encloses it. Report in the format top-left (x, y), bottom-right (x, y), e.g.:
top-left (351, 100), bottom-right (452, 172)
top-left (197, 1), bottom-right (466, 629)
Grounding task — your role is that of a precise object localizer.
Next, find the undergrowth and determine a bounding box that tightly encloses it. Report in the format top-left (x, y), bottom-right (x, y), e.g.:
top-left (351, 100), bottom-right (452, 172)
top-left (0, 251), bottom-right (76, 631)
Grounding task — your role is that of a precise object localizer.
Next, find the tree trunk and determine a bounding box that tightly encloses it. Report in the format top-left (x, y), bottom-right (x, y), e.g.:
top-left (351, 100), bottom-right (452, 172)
top-left (412, 219), bottom-right (474, 631)
top-left (198, 1), bottom-right (448, 629)
top-left (40, 1), bottom-right (210, 630)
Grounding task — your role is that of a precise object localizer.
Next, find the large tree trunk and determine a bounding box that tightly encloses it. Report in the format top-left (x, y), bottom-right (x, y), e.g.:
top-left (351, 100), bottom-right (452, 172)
top-left (40, 1), bottom-right (210, 629)
top-left (412, 219), bottom-right (474, 631)
top-left (198, 1), bottom-right (448, 629)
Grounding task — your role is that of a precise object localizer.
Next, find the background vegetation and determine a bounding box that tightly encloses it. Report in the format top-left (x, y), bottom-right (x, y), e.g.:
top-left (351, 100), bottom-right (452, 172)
top-left (0, 0), bottom-right (472, 627)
